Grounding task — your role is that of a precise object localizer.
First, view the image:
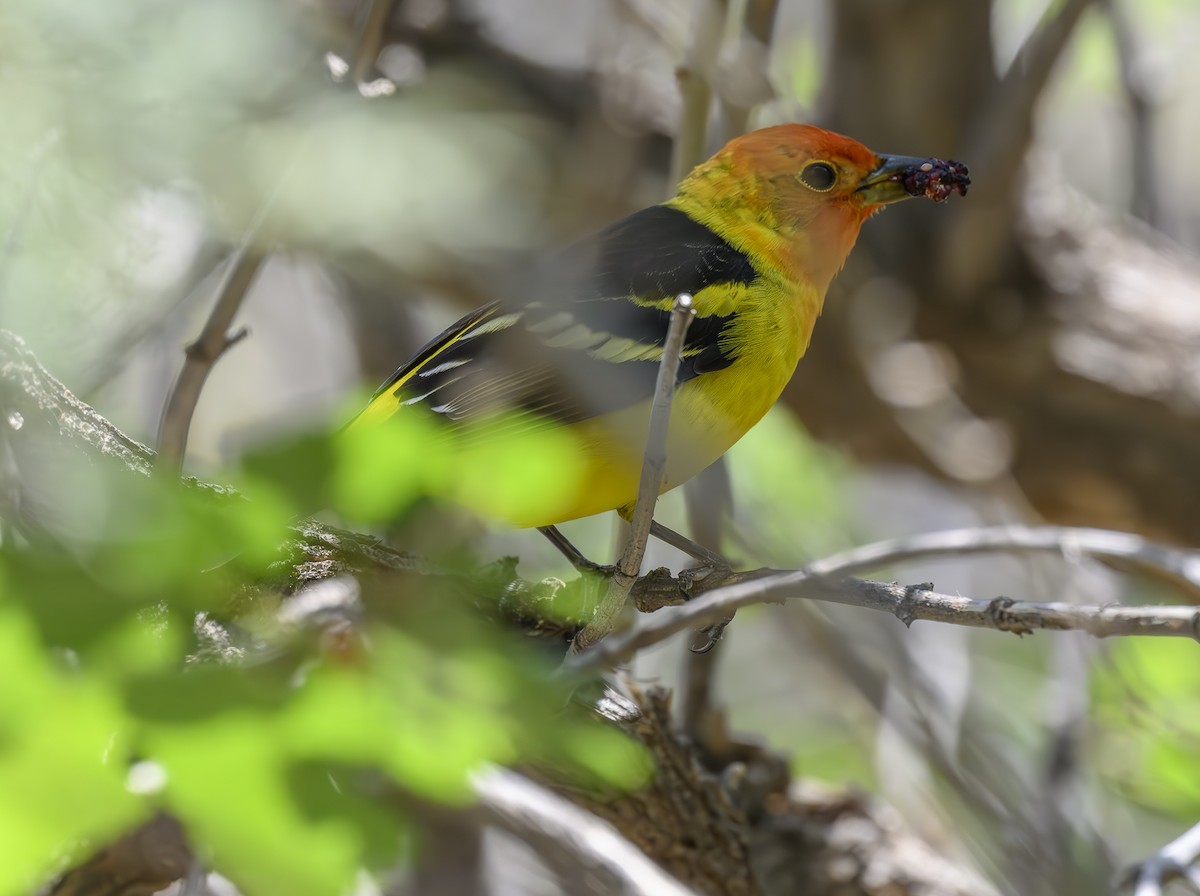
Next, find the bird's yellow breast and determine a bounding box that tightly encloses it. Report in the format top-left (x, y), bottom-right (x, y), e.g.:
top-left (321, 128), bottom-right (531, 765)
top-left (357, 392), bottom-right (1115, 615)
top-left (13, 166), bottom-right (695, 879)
top-left (505, 272), bottom-right (817, 526)
top-left (350, 195), bottom-right (829, 529)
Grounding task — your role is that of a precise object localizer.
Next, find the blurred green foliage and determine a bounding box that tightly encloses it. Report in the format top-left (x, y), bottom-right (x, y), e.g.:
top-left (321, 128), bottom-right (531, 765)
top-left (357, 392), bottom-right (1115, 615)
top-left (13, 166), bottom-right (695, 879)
top-left (243, 402), bottom-right (589, 527)
top-left (1094, 637), bottom-right (1200, 818)
top-left (4, 0), bottom-right (1200, 889)
top-left (727, 406), bottom-right (852, 564)
top-left (0, 416), bottom-right (645, 895)
top-left (0, 606), bottom-right (142, 896)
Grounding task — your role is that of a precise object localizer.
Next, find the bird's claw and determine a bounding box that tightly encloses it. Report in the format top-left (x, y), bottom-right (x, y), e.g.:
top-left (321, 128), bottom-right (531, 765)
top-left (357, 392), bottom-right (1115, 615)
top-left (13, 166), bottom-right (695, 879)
top-left (682, 565), bottom-right (737, 652)
top-left (678, 562), bottom-right (735, 596)
top-left (690, 621), bottom-right (729, 653)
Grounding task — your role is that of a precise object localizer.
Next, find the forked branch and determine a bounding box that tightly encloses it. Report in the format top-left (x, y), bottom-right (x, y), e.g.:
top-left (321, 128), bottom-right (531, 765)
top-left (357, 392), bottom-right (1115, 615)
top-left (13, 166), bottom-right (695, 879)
top-left (156, 248), bottom-right (264, 473)
top-left (571, 294), bottom-right (696, 650)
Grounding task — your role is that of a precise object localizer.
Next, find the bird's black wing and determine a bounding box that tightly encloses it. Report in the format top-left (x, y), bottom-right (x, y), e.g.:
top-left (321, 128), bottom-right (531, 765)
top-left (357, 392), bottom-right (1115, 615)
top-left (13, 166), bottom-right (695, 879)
top-left (362, 205), bottom-right (758, 427)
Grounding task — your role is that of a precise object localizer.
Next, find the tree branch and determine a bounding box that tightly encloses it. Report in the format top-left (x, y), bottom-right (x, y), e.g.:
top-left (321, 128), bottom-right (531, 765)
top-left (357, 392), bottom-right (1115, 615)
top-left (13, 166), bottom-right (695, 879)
top-left (1102, 0), bottom-right (1160, 226)
top-left (1120, 819), bottom-right (1200, 896)
top-left (668, 1), bottom-right (722, 189)
top-left (348, 0), bottom-right (397, 86)
top-left (155, 247), bottom-right (264, 473)
top-left (47, 813), bottom-right (193, 896)
top-left (564, 686), bottom-right (999, 896)
top-left (0, 329), bottom-right (157, 475)
top-left (154, 116), bottom-right (316, 475)
top-left (787, 525), bottom-right (1200, 588)
top-left (7, 327), bottom-right (1196, 669)
top-left (716, 0), bottom-right (778, 141)
top-left (571, 293), bottom-right (695, 651)
top-left (472, 766), bottom-right (698, 896)
top-left (973, 0), bottom-right (1097, 185)
top-left (572, 525), bottom-right (1200, 671)
top-left (7, 326), bottom-right (1180, 896)
top-left (945, 0), bottom-right (1098, 297)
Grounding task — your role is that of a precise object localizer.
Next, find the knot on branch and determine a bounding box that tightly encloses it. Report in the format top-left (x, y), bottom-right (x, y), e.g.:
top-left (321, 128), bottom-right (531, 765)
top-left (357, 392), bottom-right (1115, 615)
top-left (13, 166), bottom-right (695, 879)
top-left (183, 326), bottom-right (249, 364)
top-left (631, 566), bottom-right (688, 612)
top-left (896, 582), bottom-right (934, 628)
top-left (631, 563), bottom-right (738, 614)
top-left (986, 596), bottom-right (1035, 636)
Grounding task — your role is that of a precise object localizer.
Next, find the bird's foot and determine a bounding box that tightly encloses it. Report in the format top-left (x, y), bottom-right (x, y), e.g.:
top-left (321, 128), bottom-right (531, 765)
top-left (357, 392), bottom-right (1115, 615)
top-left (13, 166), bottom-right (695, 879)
top-left (677, 563), bottom-right (737, 652)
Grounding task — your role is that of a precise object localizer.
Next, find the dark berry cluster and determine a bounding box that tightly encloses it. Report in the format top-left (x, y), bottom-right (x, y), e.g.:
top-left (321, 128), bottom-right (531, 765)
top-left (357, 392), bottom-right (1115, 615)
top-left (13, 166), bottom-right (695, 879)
top-left (901, 160), bottom-right (971, 202)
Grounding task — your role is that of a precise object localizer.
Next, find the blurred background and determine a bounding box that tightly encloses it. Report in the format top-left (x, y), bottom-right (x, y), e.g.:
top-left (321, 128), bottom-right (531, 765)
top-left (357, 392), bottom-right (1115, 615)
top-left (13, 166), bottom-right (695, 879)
top-left (4, 0), bottom-right (1200, 893)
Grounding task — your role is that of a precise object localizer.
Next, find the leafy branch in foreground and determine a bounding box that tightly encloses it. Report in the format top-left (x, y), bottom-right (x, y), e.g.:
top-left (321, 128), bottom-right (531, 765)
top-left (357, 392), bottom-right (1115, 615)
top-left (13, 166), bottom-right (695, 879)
top-left (3, 326), bottom-right (1198, 896)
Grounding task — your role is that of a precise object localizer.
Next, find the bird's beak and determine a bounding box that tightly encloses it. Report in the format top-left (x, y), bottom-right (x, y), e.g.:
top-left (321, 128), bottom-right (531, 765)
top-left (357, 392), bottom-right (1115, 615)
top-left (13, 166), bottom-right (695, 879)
top-left (856, 154), bottom-right (952, 205)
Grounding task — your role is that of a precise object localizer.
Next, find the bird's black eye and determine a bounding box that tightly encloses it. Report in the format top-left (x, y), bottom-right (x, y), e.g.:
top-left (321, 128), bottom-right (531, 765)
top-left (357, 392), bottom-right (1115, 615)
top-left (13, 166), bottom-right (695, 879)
top-left (800, 161), bottom-right (837, 192)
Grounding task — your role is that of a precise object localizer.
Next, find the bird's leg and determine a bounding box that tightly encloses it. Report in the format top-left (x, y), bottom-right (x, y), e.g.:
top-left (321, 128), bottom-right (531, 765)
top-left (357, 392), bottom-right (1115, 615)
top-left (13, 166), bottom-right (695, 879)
top-left (537, 526), bottom-right (615, 577)
top-left (648, 520), bottom-right (730, 569)
top-left (647, 520), bottom-right (735, 652)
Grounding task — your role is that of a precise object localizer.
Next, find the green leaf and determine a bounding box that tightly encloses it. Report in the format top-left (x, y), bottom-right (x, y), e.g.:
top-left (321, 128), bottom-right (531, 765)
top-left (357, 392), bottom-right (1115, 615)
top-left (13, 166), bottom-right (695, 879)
top-left (726, 406), bottom-right (851, 563)
top-left (1094, 638), bottom-right (1200, 818)
top-left (241, 432), bottom-right (340, 518)
top-left (285, 762), bottom-right (407, 871)
top-left (124, 663), bottom-right (297, 724)
top-left (449, 416), bottom-right (586, 525)
top-left (332, 414), bottom-right (442, 523)
top-left (0, 605), bottom-right (142, 895)
top-left (151, 719), bottom-right (363, 896)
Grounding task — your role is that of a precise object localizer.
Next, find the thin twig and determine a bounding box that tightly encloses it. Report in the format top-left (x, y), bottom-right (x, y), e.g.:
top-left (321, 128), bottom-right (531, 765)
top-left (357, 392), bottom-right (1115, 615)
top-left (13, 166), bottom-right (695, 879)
top-left (571, 294), bottom-right (696, 651)
top-left (1121, 819), bottom-right (1200, 895)
top-left (82, 240), bottom-right (229, 398)
top-left (784, 525), bottom-right (1200, 587)
top-left (1103, 0), bottom-right (1160, 227)
top-left (155, 247), bottom-right (265, 473)
top-left (679, 618), bottom-right (721, 741)
top-left (972, 0), bottom-right (1097, 184)
top-left (570, 525), bottom-right (1200, 671)
top-left (948, 0), bottom-right (1096, 296)
top-left (179, 859), bottom-right (209, 896)
top-left (668, 0), bottom-right (735, 740)
top-left (676, 479), bottom-right (732, 736)
top-left (472, 766), bottom-right (698, 896)
top-left (155, 120), bottom-right (315, 474)
top-left (349, 0), bottom-right (397, 86)
top-left (718, 0), bottom-right (780, 140)
top-left (743, 0), bottom-right (781, 45)
top-left (668, 1), bottom-right (722, 190)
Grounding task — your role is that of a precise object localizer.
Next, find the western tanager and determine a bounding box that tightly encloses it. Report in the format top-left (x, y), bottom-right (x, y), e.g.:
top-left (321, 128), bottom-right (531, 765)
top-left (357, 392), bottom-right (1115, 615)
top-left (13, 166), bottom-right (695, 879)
top-left (352, 125), bottom-right (967, 533)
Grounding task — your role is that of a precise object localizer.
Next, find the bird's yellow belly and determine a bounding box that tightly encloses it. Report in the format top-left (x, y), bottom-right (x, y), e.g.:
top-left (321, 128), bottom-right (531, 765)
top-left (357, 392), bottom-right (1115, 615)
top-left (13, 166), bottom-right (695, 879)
top-left (505, 345), bottom-right (798, 527)
top-left (413, 276), bottom-right (814, 528)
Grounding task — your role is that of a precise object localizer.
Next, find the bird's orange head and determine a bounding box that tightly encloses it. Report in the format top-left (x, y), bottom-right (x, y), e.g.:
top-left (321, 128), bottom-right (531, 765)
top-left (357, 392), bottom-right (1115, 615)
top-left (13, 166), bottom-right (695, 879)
top-left (671, 124), bottom-right (968, 297)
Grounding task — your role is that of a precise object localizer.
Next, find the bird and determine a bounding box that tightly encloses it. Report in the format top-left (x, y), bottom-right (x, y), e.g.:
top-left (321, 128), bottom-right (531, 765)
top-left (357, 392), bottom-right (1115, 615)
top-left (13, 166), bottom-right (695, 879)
top-left (348, 124), bottom-right (968, 562)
